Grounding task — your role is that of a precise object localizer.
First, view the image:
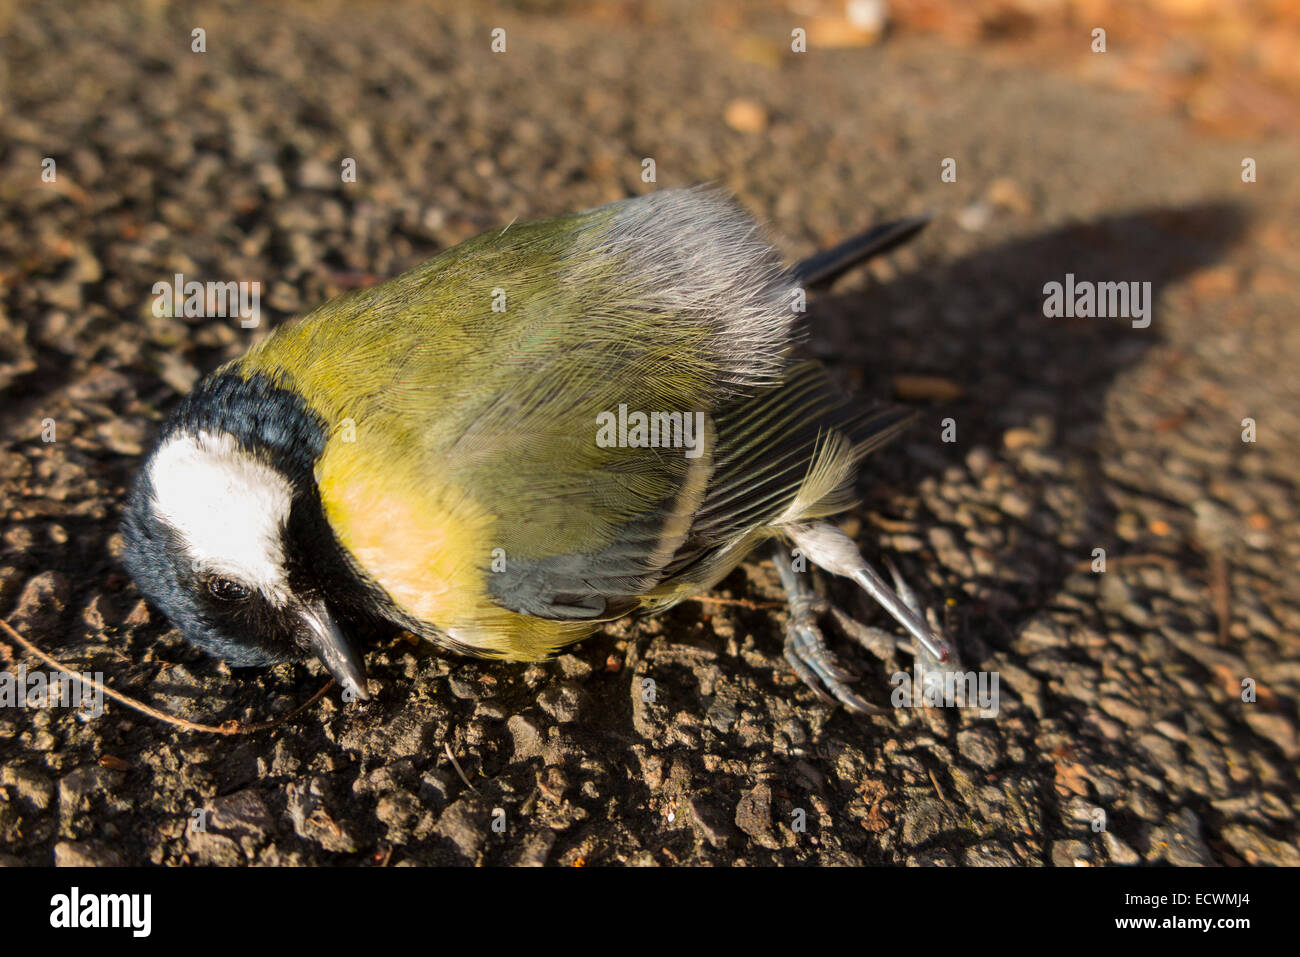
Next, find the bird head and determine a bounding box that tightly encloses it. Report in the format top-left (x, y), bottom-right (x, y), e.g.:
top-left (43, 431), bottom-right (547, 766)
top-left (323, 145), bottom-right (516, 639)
top-left (121, 382), bottom-right (371, 700)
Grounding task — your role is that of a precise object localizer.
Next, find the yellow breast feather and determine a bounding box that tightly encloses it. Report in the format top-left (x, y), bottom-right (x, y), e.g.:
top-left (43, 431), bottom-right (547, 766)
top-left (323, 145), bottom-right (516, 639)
top-left (315, 428), bottom-right (598, 660)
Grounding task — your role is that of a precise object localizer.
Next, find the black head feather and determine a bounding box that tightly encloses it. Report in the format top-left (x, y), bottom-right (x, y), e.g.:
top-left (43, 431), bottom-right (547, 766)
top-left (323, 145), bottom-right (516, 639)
top-left (121, 370), bottom-right (379, 667)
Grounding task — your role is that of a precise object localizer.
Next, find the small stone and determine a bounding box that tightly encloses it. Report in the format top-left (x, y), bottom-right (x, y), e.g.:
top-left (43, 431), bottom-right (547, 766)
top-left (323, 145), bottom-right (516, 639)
top-left (297, 158), bottom-right (339, 190)
top-left (957, 202), bottom-right (992, 232)
top-left (1051, 840), bottom-right (1094, 867)
top-left (846, 0), bottom-right (888, 34)
top-left (1220, 824), bottom-right (1300, 866)
top-left (928, 526), bottom-right (974, 578)
top-left (999, 490), bottom-right (1033, 520)
top-left (419, 768), bottom-right (455, 807)
top-left (375, 792), bottom-right (421, 830)
top-left (888, 534), bottom-right (925, 552)
top-left (986, 177), bottom-right (1033, 214)
top-left (1018, 614), bottom-right (1069, 649)
top-left (965, 446), bottom-right (994, 477)
top-left (723, 98), bottom-right (767, 134)
top-left (963, 842), bottom-right (1019, 866)
top-left (506, 714), bottom-right (545, 761)
top-left (995, 663), bottom-right (1045, 718)
top-left (907, 849), bottom-right (957, 866)
top-left (1098, 695), bottom-right (1147, 727)
top-left (446, 672), bottom-right (482, 698)
top-left (1, 765), bottom-right (53, 810)
top-left (80, 594), bottom-right (121, 632)
top-left (432, 795), bottom-right (487, 861)
top-left (59, 765), bottom-right (120, 817)
top-left (285, 777), bottom-right (359, 853)
top-left (1243, 711), bottom-right (1298, 759)
top-left (537, 681), bottom-right (584, 723)
top-left (95, 418), bottom-right (147, 456)
top-left (513, 830), bottom-right (557, 866)
top-left (54, 841), bottom-right (123, 867)
top-left (1002, 427), bottom-right (1042, 451)
top-left (207, 789), bottom-right (274, 839)
top-left (734, 783), bottom-right (778, 848)
top-left (1149, 808), bottom-right (1215, 866)
top-left (555, 654), bottom-right (593, 679)
top-left (1103, 831), bottom-right (1140, 865)
top-left (956, 728), bottom-right (1000, 769)
top-left (10, 571), bottom-right (71, 635)
top-left (706, 697), bottom-right (738, 732)
top-left (186, 831), bottom-right (244, 866)
top-left (900, 796), bottom-right (956, 846)
top-left (686, 796), bottom-right (735, 849)
top-left (123, 599), bottom-right (152, 628)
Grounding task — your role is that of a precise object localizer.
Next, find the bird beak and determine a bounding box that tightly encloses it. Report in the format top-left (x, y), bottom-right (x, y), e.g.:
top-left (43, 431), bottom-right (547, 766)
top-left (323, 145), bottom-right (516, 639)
top-left (294, 599), bottom-right (370, 701)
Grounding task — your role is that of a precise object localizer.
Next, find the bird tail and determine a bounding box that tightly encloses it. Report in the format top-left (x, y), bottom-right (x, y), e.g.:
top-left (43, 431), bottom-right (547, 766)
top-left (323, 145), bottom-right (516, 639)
top-left (791, 215), bottom-right (930, 291)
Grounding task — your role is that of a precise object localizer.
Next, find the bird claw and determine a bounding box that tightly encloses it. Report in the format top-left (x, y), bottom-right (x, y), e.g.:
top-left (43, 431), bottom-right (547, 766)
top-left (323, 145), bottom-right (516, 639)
top-left (880, 554), bottom-right (959, 671)
top-left (827, 606), bottom-right (899, 661)
top-left (782, 616), bottom-right (880, 714)
top-left (772, 540), bottom-right (958, 712)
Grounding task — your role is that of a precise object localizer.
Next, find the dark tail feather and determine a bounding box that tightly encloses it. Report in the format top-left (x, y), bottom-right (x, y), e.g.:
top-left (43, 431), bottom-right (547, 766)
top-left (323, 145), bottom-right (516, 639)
top-left (792, 215), bottom-right (931, 291)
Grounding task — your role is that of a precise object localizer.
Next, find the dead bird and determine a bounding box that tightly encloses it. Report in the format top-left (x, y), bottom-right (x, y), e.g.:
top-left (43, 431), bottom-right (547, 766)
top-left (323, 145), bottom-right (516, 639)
top-left (122, 186), bottom-right (952, 712)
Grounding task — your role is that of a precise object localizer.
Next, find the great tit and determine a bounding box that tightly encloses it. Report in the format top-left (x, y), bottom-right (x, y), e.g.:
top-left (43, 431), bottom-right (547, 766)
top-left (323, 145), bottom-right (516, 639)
top-left (122, 187), bottom-right (951, 711)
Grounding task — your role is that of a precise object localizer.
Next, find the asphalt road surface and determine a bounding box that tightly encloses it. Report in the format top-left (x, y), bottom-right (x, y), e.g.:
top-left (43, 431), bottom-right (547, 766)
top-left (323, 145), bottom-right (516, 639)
top-left (1, 1), bottom-right (1297, 866)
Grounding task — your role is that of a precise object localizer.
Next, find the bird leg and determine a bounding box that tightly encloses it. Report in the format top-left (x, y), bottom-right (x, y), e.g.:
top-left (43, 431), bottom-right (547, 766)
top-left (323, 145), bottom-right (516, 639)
top-left (784, 522), bottom-right (953, 664)
top-left (826, 556), bottom-right (962, 672)
top-left (770, 524), bottom-right (960, 711)
top-left (772, 541), bottom-right (881, 713)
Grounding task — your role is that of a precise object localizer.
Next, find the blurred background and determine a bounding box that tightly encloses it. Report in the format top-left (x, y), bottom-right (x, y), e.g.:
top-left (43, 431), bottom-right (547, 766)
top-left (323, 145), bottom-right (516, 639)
top-left (0, 0), bottom-right (1297, 867)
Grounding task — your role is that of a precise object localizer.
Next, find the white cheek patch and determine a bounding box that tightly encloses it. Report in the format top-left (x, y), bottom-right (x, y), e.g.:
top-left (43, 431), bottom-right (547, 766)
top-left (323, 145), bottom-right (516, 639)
top-left (147, 429), bottom-right (294, 597)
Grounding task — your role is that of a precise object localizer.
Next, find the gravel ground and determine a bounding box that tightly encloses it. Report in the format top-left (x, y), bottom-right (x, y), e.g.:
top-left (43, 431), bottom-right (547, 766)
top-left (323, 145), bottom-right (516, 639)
top-left (1, 0), bottom-right (1297, 866)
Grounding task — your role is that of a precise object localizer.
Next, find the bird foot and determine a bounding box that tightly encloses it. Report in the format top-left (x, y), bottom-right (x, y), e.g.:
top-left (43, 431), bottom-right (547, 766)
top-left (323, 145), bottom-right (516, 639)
top-left (772, 536), bottom-right (958, 713)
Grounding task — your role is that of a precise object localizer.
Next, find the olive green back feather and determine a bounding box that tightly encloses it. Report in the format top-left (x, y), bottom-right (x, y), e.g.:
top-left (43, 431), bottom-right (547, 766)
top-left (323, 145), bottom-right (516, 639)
top-left (238, 188), bottom-right (794, 582)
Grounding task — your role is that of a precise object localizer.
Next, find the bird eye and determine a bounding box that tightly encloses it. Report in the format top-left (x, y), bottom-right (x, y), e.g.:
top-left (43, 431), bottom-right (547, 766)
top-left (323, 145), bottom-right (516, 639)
top-left (206, 576), bottom-right (252, 603)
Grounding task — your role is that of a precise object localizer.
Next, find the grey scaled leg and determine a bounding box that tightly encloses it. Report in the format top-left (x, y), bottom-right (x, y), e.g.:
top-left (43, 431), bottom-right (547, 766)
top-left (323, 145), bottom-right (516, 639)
top-left (827, 556), bottom-right (963, 672)
top-left (785, 522), bottom-right (955, 666)
top-left (772, 541), bottom-right (882, 714)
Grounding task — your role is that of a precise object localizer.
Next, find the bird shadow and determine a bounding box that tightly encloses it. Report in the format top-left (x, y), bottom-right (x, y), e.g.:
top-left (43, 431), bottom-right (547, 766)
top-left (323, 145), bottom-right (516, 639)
top-left (806, 202), bottom-right (1250, 666)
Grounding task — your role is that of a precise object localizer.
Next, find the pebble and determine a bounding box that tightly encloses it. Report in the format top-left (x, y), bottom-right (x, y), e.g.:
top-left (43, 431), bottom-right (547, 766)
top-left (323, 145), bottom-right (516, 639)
top-left (285, 777), bottom-right (359, 854)
top-left (1149, 808), bottom-right (1215, 866)
top-left (206, 789), bottom-right (274, 840)
top-left (963, 843), bottom-right (1019, 866)
top-left (506, 714), bottom-right (545, 762)
top-left (9, 571), bottom-right (71, 634)
top-left (734, 783), bottom-right (779, 849)
top-left (537, 682), bottom-right (585, 724)
top-left (1103, 831), bottom-right (1140, 865)
top-left (1221, 824), bottom-right (1300, 866)
top-left (687, 796), bottom-right (735, 849)
top-left (1050, 840), bottom-right (1093, 866)
top-left (956, 728), bottom-right (1000, 769)
top-left (53, 840), bottom-right (124, 867)
top-left (1, 765), bottom-right (54, 811)
top-left (1243, 711), bottom-right (1298, 759)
